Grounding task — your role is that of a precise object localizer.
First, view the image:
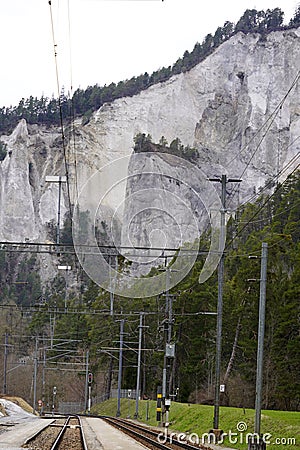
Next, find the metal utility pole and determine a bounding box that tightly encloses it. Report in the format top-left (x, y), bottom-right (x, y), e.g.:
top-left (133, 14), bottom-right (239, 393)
top-left (162, 273), bottom-right (168, 403)
top-left (209, 175), bottom-right (241, 432)
top-left (33, 335), bottom-right (38, 414)
top-left (45, 175), bottom-right (67, 246)
top-left (167, 270), bottom-right (173, 346)
top-left (109, 254), bottom-right (118, 316)
top-left (87, 372), bottom-right (93, 414)
top-left (50, 314), bottom-right (56, 349)
top-left (84, 350), bottom-right (89, 413)
top-left (116, 319), bottom-right (125, 417)
top-left (134, 313), bottom-right (144, 419)
top-left (3, 333), bottom-right (8, 394)
top-left (254, 242), bottom-right (268, 435)
top-left (41, 346), bottom-right (46, 416)
top-left (162, 266), bottom-right (175, 427)
top-left (58, 265), bottom-right (71, 311)
top-left (109, 291), bottom-right (114, 317)
top-left (162, 266), bottom-right (171, 402)
top-left (52, 386), bottom-right (57, 416)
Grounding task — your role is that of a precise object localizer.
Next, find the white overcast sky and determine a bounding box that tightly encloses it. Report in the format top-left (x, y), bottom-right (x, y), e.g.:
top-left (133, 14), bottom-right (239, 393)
top-left (0, 0), bottom-right (299, 108)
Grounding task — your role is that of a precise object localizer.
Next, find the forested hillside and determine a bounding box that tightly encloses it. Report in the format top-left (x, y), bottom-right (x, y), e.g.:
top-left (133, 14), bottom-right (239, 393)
top-left (1, 5), bottom-right (300, 413)
top-left (23, 168), bottom-right (300, 411)
top-left (1, 7), bottom-right (300, 133)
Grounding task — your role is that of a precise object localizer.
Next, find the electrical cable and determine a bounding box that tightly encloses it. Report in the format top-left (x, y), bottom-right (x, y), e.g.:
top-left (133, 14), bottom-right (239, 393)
top-left (219, 68), bottom-right (300, 251)
top-left (237, 198), bottom-right (300, 225)
top-left (67, 0), bottom-right (79, 206)
top-left (225, 160), bottom-right (300, 249)
top-left (48, 0), bottom-right (73, 219)
top-left (227, 69), bottom-right (300, 167)
top-left (65, 0), bottom-right (82, 277)
top-left (238, 144), bottom-right (300, 208)
top-left (227, 69), bottom-right (300, 208)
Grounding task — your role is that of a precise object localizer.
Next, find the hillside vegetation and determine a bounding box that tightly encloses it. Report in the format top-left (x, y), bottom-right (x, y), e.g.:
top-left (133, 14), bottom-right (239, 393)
top-left (0, 6), bottom-right (300, 416)
top-left (16, 167), bottom-right (300, 412)
top-left (91, 398), bottom-right (300, 450)
top-left (1, 7), bottom-right (300, 133)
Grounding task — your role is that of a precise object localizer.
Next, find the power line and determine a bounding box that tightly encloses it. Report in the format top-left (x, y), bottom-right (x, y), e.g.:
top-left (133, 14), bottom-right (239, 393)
top-left (223, 66), bottom-right (300, 246)
top-left (226, 163), bottom-right (300, 249)
top-left (0, 303), bottom-right (217, 318)
top-left (227, 69), bottom-right (300, 168)
top-left (227, 69), bottom-right (300, 207)
top-left (238, 143), bottom-right (300, 208)
top-left (66, 0), bottom-right (80, 208)
top-left (0, 240), bottom-right (211, 256)
top-left (48, 0), bottom-right (73, 220)
top-left (237, 199), bottom-right (300, 225)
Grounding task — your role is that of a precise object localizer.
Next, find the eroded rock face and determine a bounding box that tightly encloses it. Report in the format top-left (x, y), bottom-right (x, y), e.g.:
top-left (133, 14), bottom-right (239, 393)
top-left (0, 120), bottom-right (65, 242)
top-left (0, 29), bottom-right (299, 254)
top-left (80, 29), bottom-right (300, 216)
top-left (0, 120), bottom-right (38, 241)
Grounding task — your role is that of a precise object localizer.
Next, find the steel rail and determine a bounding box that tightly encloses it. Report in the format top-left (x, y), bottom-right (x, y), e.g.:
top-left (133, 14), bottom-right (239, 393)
top-left (24, 414), bottom-right (87, 449)
top-left (104, 417), bottom-right (171, 449)
top-left (50, 416), bottom-right (71, 450)
top-left (50, 415), bottom-right (88, 450)
top-left (23, 419), bottom-right (56, 445)
top-left (78, 415), bottom-right (89, 450)
top-left (104, 417), bottom-right (202, 450)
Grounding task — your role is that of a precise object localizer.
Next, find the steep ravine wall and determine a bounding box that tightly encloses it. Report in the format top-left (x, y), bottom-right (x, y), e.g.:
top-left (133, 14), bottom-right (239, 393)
top-left (0, 29), bottom-right (299, 272)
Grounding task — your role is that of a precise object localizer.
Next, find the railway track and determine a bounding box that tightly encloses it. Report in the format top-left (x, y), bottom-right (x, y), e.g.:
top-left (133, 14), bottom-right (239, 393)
top-left (103, 416), bottom-right (211, 450)
top-left (22, 415), bottom-right (88, 450)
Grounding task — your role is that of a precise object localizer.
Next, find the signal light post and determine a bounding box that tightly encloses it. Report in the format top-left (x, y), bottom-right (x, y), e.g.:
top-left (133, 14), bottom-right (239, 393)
top-left (52, 386), bottom-right (57, 416)
top-left (87, 372), bottom-right (93, 415)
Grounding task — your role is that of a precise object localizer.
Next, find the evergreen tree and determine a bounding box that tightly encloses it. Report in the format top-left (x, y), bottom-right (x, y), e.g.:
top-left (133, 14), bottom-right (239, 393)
top-left (289, 5), bottom-right (300, 27)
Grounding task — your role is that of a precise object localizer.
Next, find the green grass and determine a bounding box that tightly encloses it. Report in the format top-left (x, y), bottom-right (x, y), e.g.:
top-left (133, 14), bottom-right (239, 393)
top-left (91, 399), bottom-right (300, 450)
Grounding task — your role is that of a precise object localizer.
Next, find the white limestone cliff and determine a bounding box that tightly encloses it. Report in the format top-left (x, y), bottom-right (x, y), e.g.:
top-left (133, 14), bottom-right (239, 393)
top-left (0, 28), bottom-right (299, 256)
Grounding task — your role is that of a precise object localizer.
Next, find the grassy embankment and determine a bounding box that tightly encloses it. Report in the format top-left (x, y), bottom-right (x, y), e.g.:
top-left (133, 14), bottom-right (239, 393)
top-left (91, 399), bottom-right (299, 450)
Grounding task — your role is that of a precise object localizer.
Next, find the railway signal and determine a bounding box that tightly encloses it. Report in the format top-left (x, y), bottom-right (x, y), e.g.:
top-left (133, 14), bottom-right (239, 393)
top-left (87, 373), bottom-right (93, 414)
top-left (52, 386), bottom-right (57, 416)
top-left (156, 386), bottom-right (162, 423)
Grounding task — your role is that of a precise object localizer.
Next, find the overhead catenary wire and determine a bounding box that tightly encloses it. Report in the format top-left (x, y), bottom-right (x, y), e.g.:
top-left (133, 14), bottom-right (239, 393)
top-left (225, 141), bottom-right (300, 243)
top-left (64, 0), bottom-right (82, 277)
top-left (227, 69), bottom-right (300, 168)
top-left (202, 78), bottom-right (300, 244)
top-left (238, 140), bottom-right (300, 208)
top-left (48, 0), bottom-right (73, 219)
top-left (227, 68), bottom-right (300, 208)
top-left (0, 303), bottom-right (216, 318)
top-left (66, 0), bottom-right (80, 206)
top-left (277, 105), bottom-right (282, 178)
top-left (225, 160), bottom-right (300, 250)
top-left (228, 148), bottom-right (300, 227)
top-left (237, 198), bottom-right (300, 225)
top-left (218, 67), bottom-right (300, 250)
top-left (47, 2), bottom-right (299, 258)
top-left (4, 6), bottom-right (300, 305)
